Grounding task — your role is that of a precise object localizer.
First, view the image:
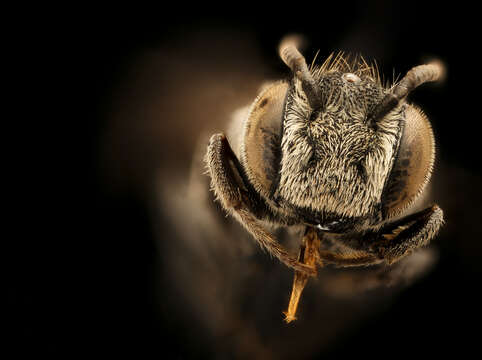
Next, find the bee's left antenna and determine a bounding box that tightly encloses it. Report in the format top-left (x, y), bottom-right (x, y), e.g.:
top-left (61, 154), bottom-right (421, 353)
top-left (369, 61), bottom-right (445, 125)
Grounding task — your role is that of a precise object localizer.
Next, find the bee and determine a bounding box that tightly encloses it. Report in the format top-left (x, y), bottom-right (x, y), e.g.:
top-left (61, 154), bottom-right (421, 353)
top-left (205, 36), bottom-right (444, 321)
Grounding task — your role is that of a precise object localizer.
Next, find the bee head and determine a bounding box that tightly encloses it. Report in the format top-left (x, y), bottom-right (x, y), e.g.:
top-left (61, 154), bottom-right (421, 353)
top-left (240, 37), bottom-right (444, 230)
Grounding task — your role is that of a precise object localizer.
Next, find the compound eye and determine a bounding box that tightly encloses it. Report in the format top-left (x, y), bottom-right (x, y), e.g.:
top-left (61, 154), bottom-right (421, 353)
top-left (342, 73), bottom-right (361, 84)
top-left (381, 105), bottom-right (435, 218)
top-left (241, 82), bottom-right (288, 201)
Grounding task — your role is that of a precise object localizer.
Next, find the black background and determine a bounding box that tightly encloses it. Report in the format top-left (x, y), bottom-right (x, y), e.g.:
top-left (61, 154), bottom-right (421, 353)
top-left (13, 1), bottom-right (481, 358)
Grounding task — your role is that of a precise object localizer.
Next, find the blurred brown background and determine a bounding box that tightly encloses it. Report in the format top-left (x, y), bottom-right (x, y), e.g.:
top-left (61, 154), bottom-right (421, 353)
top-left (15, 1), bottom-right (482, 358)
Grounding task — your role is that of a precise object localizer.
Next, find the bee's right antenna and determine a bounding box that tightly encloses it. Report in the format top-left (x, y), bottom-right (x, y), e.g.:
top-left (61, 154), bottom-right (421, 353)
top-left (369, 61), bottom-right (445, 125)
top-left (279, 36), bottom-right (323, 111)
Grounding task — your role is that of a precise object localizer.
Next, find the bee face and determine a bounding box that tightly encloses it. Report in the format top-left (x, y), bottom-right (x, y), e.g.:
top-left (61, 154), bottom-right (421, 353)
top-left (279, 67), bottom-right (399, 223)
top-left (239, 51), bottom-right (440, 232)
